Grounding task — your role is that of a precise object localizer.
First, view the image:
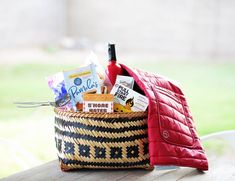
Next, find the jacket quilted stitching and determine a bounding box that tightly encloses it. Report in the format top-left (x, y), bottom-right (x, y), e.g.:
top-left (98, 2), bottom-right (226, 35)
top-left (121, 64), bottom-right (209, 171)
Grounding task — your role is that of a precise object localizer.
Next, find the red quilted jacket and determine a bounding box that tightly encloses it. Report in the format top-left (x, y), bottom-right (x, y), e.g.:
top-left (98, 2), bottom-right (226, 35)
top-left (120, 64), bottom-right (209, 171)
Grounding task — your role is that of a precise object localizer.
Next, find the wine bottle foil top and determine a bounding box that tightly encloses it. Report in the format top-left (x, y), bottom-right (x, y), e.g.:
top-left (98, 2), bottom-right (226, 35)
top-left (108, 43), bottom-right (116, 61)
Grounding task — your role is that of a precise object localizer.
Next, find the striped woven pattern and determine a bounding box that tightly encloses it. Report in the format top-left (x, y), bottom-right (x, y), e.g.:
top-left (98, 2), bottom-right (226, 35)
top-left (54, 108), bottom-right (151, 170)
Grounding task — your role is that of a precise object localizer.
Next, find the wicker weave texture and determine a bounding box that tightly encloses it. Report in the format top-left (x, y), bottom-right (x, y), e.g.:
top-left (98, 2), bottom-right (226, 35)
top-left (54, 108), bottom-right (151, 170)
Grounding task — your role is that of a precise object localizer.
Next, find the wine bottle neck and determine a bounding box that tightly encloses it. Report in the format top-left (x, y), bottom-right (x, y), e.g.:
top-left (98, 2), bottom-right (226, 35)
top-left (108, 44), bottom-right (117, 61)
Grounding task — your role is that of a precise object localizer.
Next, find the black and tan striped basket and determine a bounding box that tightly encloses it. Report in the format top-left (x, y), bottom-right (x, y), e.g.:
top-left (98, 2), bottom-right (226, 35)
top-left (54, 108), bottom-right (152, 171)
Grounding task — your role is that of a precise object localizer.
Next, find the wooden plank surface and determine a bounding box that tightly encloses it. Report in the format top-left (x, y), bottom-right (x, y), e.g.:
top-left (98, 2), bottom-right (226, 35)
top-left (1, 132), bottom-right (235, 181)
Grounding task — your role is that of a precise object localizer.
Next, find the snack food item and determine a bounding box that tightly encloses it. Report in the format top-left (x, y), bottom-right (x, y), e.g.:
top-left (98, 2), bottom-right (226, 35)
top-left (55, 93), bottom-right (71, 108)
top-left (47, 72), bottom-right (72, 110)
top-left (115, 75), bottom-right (134, 89)
top-left (83, 94), bottom-right (114, 113)
top-left (63, 63), bottom-right (101, 111)
top-left (110, 83), bottom-right (148, 112)
top-left (47, 72), bottom-right (66, 100)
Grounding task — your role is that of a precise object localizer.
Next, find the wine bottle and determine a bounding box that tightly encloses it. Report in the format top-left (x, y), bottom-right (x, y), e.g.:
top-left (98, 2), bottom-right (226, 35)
top-left (106, 44), bottom-right (123, 85)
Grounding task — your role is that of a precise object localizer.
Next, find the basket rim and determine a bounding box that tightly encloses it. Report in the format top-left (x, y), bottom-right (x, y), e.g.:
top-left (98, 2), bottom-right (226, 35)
top-left (54, 108), bottom-right (148, 119)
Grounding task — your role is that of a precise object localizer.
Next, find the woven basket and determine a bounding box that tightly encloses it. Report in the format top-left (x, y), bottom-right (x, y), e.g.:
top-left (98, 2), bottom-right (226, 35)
top-left (54, 108), bottom-right (152, 170)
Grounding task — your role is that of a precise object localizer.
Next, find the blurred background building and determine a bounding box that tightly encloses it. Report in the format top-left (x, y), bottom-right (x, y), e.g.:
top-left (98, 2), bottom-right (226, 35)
top-left (0, 0), bottom-right (234, 60)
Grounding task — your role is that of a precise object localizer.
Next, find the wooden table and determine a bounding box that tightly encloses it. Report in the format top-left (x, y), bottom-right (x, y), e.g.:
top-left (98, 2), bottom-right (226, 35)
top-left (2, 131), bottom-right (235, 181)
